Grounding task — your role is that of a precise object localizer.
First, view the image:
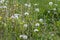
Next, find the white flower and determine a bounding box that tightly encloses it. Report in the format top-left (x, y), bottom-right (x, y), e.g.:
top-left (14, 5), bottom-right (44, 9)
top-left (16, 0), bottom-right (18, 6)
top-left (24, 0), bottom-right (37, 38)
top-left (48, 10), bottom-right (50, 13)
top-left (11, 14), bottom-right (19, 19)
top-left (39, 18), bottom-right (43, 22)
top-left (34, 29), bottom-right (39, 32)
top-left (49, 2), bottom-right (53, 6)
top-left (24, 3), bottom-right (31, 7)
top-left (24, 3), bottom-right (28, 6)
top-left (54, 4), bottom-right (58, 6)
top-left (34, 3), bottom-right (38, 6)
top-left (0, 6), bottom-right (7, 8)
top-left (35, 8), bottom-right (39, 12)
top-left (24, 12), bottom-right (29, 15)
top-left (53, 8), bottom-right (56, 11)
top-left (19, 35), bottom-right (28, 39)
top-left (35, 23), bottom-right (40, 26)
top-left (0, 0), bottom-right (5, 3)
top-left (23, 24), bottom-right (28, 27)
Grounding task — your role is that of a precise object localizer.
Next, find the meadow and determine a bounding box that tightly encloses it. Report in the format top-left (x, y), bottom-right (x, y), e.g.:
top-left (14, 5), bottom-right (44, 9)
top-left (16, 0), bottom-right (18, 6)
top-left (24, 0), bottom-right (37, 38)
top-left (0, 0), bottom-right (60, 40)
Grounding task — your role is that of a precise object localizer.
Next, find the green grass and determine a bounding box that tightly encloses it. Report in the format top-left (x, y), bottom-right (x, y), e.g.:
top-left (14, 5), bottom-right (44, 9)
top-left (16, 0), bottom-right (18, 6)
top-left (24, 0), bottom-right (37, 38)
top-left (0, 0), bottom-right (60, 40)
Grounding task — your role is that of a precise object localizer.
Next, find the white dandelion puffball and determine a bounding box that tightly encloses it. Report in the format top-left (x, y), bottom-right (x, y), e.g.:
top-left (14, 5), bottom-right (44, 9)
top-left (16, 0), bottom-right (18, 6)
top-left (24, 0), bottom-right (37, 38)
top-left (24, 12), bottom-right (29, 15)
top-left (0, 0), bottom-right (5, 3)
top-left (39, 18), bottom-right (43, 22)
top-left (23, 24), bottom-right (28, 27)
top-left (35, 23), bottom-right (40, 26)
top-left (49, 2), bottom-right (53, 6)
top-left (35, 8), bottom-right (39, 12)
top-left (24, 3), bottom-right (31, 7)
top-left (19, 35), bottom-right (28, 39)
top-left (34, 29), bottom-right (39, 32)
top-left (24, 3), bottom-right (28, 6)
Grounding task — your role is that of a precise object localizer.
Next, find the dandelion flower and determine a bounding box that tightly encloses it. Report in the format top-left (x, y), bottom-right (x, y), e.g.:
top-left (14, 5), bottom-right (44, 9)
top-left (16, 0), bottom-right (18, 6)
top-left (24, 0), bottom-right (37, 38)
top-left (35, 23), bottom-right (40, 26)
top-left (23, 24), bottom-right (28, 27)
top-left (19, 34), bottom-right (28, 39)
top-left (24, 12), bottom-right (29, 15)
top-left (34, 29), bottom-right (39, 32)
top-left (49, 2), bottom-right (53, 6)
top-left (39, 18), bottom-right (43, 22)
top-left (35, 8), bottom-right (39, 12)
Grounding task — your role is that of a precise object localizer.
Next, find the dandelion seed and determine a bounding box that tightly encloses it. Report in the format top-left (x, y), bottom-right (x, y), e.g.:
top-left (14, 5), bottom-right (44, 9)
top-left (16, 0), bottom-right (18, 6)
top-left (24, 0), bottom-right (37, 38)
top-left (34, 29), bottom-right (39, 32)
top-left (24, 12), bottom-right (29, 15)
top-left (35, 8), bottom-right (39, 12)
top-left (23, 24), bottom-right (28, 27)
top-left (19, 35), bottom-right (28, 39)
top-left (49, 2), bottom-right (53, 6)
top-left (39, 18), bottom-right (43, 22)
top-left (35, 23), bottom-right (40, 26)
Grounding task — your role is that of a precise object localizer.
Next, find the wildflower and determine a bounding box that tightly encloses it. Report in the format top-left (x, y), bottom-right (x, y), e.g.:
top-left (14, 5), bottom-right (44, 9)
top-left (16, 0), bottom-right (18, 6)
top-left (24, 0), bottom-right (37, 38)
top-left (24, 3), bottom-right (31, 7)
top-left (35, 8), bottom-right (39, 12)
top-left (35, 23), bottom-right (40, 26)
top-left (23, 24), bottom-right (28, 27)
top-left (49, 2), bottom-right (53, 6)
top-left (34, 3), bottom-right (38, 6)
top-left (0, 6), bottom-right (7, 8)
top-left (19, 34), bottom-right (28, 39)
top-left (11, 14), bottom-right (19, 19)
top-left (34, 29), bottom-right (39, 32)
top-left (24, 12), bottom-right (29, 15)
top-left (39, 18), bottom-right (43, 22)
top-left (54, 4), bottom-right (58, 6)
top-left (48, 10), bottom-right (50, 13)
top-left (0, 0), bottom-right (5, 3)
top-left (53, 8), bottom-right (56, 11)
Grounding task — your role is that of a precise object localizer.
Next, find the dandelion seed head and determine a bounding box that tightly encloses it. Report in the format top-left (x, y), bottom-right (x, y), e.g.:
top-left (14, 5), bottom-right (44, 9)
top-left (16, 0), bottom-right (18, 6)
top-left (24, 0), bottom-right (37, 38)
top-left (49, 2), bottom-right (53, 6)
top-left (23, 24), bottom-right (28, 27)
top-left (24, 12), bottom-right (29, 15)
top-left (35, 8), bottom-right (39, 12)
top-left (35, 23), bottom-right (40, 26)
top-left (34, 29), bottom-right (39, 32)
top-left (19, 35), bottom-right (28, 39)
top-left (39, 18), bottom-right (43, 22)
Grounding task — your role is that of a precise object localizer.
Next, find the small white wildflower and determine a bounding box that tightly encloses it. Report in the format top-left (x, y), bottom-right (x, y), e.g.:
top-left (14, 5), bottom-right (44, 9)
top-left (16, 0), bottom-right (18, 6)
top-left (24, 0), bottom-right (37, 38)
top-left (48, 10), bottom-right (50, 13)
top-left (35, 23), bottom-right (40, 26)
top-left (24, 12), bottom-right (29, 15)
top-left (49, 2), bottom-right (53, 6)
top-left (0, 6), bottom-right (7, 8)
top-left (53, 8), bottom-right (56, 11)
top-left (54, 4), bottom-right (58, 6)
top-left (0, 0), bottom-right (5, 3)
top-left (34, 29), bottom-right (39, 32)
top-left (24, 3), bottom-right (28, 6)
top-left (11, 14), bottom-right (19, 19)
top-left (34, 3), bottom-right (38, 6)
top-left (39, 18), bottom-right (43, 22)
top-left (19, 35), bottom-right (28, 39)
top-left (23, 24), bottom-right (28, 27)
top-left (35, 8), bottom-right (39, 12)
top-left (24, 3), bottom-right (31, 7)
